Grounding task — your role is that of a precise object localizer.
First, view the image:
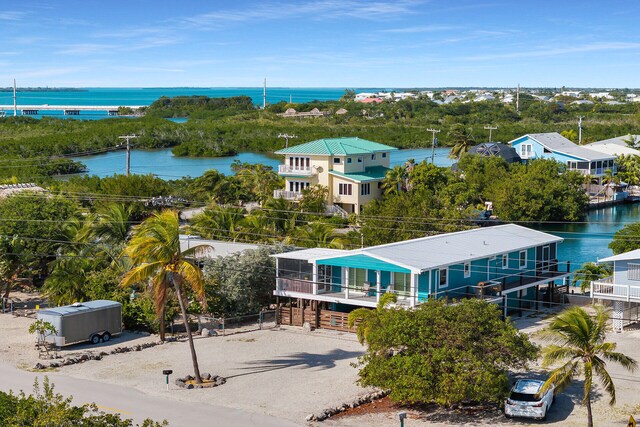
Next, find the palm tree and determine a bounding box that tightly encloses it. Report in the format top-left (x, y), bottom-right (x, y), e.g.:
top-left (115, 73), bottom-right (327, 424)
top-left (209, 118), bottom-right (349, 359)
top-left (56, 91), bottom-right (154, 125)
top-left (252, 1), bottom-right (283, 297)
top-left (541, 305), bottom-right (637, 427)
top-left (571, 262), bottom-right (612, 292)
top-left (447, 124), bottom-right (475, 159)
top-left (601, 168), bottom-right (619, 201)
top-left (348, 292), bottom-right (397, 345)
top-left (190, 206), bottom-right (246, 240)
top-left (121, 210), bottom-right (208, 383)
top-left (382, 165), bottom-right (407, 195)
top-left (287, 222), bottom-right (349, 249)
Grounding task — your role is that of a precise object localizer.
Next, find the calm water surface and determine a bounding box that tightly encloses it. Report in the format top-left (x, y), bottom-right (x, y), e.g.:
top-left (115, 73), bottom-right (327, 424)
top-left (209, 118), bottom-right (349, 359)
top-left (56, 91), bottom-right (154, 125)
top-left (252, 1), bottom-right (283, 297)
top-left (71, 147), bottom-right (453, 179)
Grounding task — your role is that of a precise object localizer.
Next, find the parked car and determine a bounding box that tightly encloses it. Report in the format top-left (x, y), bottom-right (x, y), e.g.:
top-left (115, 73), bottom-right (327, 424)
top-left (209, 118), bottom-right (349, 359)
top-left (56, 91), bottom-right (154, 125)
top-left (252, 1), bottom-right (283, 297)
top-left (504, 379), bottom-right (554, 420)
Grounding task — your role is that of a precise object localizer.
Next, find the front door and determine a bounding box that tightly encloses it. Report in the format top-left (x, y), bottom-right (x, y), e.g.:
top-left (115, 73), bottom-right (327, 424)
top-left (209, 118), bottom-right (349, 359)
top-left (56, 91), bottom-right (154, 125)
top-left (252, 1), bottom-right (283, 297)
top-left (541, 245), bottom-right (550, 272)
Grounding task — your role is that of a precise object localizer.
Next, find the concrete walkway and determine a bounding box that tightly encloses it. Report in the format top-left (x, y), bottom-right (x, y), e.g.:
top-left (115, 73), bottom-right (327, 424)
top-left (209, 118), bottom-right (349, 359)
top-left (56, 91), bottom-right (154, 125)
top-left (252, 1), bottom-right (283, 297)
top-left (0, 362), bottom-right (301, 427)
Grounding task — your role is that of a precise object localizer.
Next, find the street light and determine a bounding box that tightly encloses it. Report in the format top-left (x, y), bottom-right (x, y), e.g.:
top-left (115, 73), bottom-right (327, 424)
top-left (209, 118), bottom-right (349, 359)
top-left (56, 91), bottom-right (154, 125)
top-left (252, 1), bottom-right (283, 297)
top-left (398, 412), bottom-right (407, 427)
top-left (162, 369), bottom-right (173, 390)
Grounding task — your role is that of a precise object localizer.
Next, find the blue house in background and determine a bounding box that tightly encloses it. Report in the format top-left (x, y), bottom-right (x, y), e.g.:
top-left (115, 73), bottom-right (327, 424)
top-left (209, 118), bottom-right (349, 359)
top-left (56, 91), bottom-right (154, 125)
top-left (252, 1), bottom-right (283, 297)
top-left (508, 133), bottom-right (616, 181)
top-left (274, 224), bottom-right (571, 329)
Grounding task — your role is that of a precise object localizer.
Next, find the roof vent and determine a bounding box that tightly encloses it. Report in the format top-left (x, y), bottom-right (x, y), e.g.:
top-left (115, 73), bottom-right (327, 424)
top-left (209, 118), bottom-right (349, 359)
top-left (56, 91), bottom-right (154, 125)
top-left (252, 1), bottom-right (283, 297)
top-left (71, 302), bottom-right (83, 307)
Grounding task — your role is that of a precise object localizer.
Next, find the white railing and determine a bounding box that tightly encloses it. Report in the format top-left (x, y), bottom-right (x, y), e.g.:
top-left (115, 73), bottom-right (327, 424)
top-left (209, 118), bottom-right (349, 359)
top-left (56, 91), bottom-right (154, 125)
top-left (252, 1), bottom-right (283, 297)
top-left (326, 204), bottom-right (348, 218)
top-left (273, 190), bottom-right (303, 200)
top-left (278, 165), bottom-right (317, 176)
top-left (591, 278), bottom-right (640, 301)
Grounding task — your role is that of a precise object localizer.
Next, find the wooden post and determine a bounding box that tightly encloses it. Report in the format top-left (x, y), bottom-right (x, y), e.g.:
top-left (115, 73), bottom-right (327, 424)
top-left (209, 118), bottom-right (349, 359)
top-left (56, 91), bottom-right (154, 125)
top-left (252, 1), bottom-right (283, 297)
top-left (315, 301), bottom-right (320, 329)
top-left (289, 298), bottom-right (293, 326)
top-left (535, 285), bottom-right (539, 311)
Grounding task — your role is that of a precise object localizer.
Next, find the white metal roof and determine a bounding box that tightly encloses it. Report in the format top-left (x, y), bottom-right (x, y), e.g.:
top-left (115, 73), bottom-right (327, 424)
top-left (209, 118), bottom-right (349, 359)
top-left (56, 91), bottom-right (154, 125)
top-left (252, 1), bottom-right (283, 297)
top-left (272, 248), bottom-right (345, 261)
top-left (585, 135), bottom-right (640, 157)
top-left (359, 224), bottom-right (562, 272)
top-left (281, 224), bottom-right (562, 272)
top-left (179, 235), bottom-right (259, 259)
top-left (599, 249), bottom-right (640, 263)
top-left (518, 133), bottom-right (615, 161)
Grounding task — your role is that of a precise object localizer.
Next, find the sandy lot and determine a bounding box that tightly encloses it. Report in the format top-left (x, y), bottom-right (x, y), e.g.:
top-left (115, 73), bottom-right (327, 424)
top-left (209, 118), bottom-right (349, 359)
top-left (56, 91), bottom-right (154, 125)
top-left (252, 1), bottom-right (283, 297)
top-left (3, 295), bottom-right (640, 426)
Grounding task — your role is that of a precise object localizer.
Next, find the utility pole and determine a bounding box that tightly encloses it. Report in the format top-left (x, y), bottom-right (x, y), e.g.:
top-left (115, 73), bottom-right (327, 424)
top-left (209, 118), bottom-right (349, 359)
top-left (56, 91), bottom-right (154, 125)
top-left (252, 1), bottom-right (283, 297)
top-left (278, 133), bottom-right (297, 148)
top-left (484, 125), bottom-right (498, 143)
top-left (516, 84), bottom-right (520, 113)
top-left (118, 134), bottom-right (137, 176)
top-left (426, 128), bottom-right (440, 164)
top-left (263, 78), bottom-right (267, 109)
top-left (578, 116), bottom-right (584, 144)
top-left (13, 79), bottom-right (17, 117)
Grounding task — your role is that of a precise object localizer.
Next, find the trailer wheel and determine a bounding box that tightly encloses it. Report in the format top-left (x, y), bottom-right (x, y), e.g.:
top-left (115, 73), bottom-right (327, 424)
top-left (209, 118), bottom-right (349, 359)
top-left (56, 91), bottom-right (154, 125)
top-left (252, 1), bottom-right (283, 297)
top-left (102, 332), bottom-right (111, 342)
top-left (90, 334), bottom-right (101, 345)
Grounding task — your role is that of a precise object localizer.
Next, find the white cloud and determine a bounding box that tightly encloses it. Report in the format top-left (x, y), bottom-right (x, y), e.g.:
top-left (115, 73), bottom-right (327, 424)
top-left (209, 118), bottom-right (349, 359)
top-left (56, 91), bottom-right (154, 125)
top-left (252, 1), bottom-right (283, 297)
top-left (179, 0), bottom-right (422, 28)
top-left (464, 42), bottom-right (640, 61)
top-left (0, 11), bottom-right (26, 21)
top-left (383, 25), bottom-right (459, 33)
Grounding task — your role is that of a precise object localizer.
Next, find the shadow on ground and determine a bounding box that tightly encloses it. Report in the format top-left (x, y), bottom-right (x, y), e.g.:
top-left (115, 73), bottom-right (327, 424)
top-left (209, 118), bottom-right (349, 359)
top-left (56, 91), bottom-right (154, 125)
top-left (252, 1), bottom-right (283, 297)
top-left (226, 348), bottom-right (363, 379)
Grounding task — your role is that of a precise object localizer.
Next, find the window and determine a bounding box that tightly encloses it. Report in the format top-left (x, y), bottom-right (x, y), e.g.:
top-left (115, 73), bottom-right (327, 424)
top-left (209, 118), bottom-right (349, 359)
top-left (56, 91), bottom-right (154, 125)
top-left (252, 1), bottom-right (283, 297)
top-left (393, 272), bottom-right (410, 296)
top-left (371, 154), bottom-right (376, 160)
top-left (464, 262), bottom-right (471, 278)
top-left (519, 250), bottom-right (527, 269)
top-left (347, 158), bottom-right (352, 164)
top-left (439, 268), bottom-right (448, 288)
top-left (333, 157), bottom-right (341, 164)
top-left (360, 183), bottom-right (371, 195)
top-left (502, 254), bottom-right (508, 269)
top-left (377, 182), bottom-right (382, 189)
top-left (382, 152), bottom-right (387, 158)
top-left (357, 156), bottom-right (363, 163)
top-left (338, 183), bottom-right (352, 196)
top-left (628, 263), bottom-right (640, 281)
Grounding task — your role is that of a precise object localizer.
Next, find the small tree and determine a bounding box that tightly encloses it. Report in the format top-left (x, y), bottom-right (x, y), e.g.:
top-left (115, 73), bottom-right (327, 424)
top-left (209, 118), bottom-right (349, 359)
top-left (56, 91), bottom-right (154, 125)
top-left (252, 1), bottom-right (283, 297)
top-left (609, 222), bottom-right (640, 254)
top-left (354, 299), bottom-right (538, 406)
top-left (29, 319), bottom-right (58, 354)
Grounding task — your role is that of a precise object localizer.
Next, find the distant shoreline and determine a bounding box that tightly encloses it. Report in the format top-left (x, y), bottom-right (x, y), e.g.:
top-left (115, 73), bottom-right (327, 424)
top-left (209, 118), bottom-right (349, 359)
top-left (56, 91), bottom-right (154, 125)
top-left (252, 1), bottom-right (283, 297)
top-left (0, 88), bottom-right (87, 92)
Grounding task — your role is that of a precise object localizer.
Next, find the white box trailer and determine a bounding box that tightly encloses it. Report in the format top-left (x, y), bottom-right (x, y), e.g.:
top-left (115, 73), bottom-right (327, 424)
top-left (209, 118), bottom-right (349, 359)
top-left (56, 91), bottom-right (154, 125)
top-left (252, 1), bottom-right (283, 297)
top-left (37, 300), bottom-right (122, 347)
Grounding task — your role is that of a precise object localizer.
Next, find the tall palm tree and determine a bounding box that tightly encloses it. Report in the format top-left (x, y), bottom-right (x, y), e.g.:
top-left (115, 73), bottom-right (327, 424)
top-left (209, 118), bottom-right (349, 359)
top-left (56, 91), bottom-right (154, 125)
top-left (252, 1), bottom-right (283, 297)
top-left (121, 210), bottom-right (208, 383)
top-left (541, 305), bottom-right (637, 427)
top-left (348, 292), bottom-right (397, 345)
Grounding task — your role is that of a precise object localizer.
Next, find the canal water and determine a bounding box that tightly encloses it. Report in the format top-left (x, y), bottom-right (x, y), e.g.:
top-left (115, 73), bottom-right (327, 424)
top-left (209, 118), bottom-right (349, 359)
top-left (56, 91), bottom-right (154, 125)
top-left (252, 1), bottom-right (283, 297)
top-left (70, 146), bottom-right (634, 269)
top-left (71, 147), bottom-right (454, 179)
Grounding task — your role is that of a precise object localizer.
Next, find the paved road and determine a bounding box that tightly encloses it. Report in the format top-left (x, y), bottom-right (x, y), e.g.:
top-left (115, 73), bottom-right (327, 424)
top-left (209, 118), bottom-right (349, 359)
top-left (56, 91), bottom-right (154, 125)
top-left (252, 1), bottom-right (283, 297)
top-left (0, 363), bottom-right (301, 427)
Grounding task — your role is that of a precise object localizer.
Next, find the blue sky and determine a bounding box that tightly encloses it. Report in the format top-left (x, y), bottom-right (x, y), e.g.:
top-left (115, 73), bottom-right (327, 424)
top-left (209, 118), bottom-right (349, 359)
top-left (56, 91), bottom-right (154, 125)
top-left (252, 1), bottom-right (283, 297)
top-left (2, 0), bottom-right (640, 88)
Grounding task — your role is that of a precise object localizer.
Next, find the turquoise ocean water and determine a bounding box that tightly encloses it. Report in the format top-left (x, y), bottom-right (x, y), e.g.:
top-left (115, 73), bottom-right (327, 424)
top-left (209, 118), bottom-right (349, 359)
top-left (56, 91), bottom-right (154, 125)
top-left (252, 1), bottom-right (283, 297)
top-left (0, 87), bottom-right (378, 119)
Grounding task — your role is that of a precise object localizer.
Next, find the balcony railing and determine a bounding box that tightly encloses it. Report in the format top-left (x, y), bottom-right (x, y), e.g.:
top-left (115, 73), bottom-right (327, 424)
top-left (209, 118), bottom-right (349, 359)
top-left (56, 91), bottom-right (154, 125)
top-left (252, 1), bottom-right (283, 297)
top-left (278, 165), bottom-right (317, 176)
top-left (273, 190), bottom-right (304, 200)
top-left (277, 277), bottom-right (313, 294)
top-left (591, 277), bottom-right (640, 301)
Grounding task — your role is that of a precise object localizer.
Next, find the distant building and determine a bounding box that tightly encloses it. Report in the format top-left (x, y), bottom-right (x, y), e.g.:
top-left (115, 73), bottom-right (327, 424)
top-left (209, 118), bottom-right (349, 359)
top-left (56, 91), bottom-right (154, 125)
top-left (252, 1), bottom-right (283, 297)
top-left (468, 142), bottom-right (521, 163)
top-left (585, 135), bottom-right (640, 157)
top-left (273, 137), bottom-right (397, 214)
top-left (179, 235), bottom-right (259, 259)
top-left (278, 107), bottom-right (328, 118)
top-left (0, 183), bottom-right (47, 199)
top-left (571, 100), bottom-right (594, 106)
top-left (508, 132), bottom-right (616, 180)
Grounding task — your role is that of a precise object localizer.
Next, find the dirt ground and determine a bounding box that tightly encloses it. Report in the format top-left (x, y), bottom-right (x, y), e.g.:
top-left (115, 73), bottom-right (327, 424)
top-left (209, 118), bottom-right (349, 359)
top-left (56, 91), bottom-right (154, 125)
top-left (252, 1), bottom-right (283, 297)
top-left (3, 293), bottom-right (640, 426)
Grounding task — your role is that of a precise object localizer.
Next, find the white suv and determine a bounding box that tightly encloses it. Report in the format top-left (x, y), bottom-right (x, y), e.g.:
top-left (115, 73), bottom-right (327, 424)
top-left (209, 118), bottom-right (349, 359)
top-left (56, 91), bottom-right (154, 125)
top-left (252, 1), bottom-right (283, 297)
top-left (504, 379), bottom-right (554, 420)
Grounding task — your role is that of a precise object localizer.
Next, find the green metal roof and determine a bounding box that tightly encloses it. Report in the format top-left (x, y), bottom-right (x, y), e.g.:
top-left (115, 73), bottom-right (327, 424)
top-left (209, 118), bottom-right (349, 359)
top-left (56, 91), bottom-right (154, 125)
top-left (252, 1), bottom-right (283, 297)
top-left (329, 166), bottom-right (390, 183)
top-left (317, 254), bottom-right (411, 273)
top-left (275, 137), bottom-right (397, 156)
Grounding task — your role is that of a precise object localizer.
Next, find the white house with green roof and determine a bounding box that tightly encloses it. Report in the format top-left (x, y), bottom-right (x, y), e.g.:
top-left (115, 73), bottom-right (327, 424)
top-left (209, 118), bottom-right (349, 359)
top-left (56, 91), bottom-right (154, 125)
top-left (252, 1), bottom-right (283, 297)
top-left (273, 137), bottom-right (397, 213)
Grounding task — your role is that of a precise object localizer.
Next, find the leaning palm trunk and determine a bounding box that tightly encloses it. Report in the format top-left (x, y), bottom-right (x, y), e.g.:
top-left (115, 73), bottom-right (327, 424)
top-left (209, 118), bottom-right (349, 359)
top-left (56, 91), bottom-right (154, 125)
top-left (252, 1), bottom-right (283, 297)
top-left (172, 274), bottom-right (202, 384)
